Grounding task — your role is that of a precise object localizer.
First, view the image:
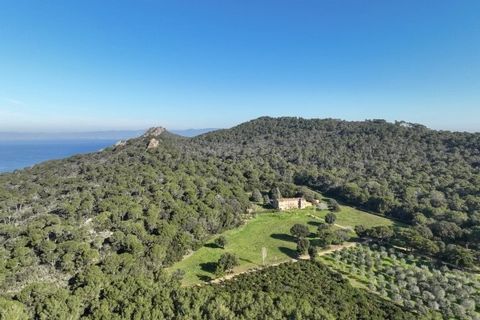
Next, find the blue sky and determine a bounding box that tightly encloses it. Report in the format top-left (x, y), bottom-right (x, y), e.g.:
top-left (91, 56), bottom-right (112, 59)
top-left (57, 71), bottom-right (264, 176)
top-left (0, 1), bottom-right (479, 132)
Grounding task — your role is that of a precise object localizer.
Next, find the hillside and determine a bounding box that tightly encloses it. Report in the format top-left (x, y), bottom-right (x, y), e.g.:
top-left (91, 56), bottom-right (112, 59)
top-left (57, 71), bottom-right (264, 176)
top-left (195, 117), bottom-right (480, 260)
top-left (0, 117), bottom-right (479, 319)
top-left (169, 205), bottom-right (393, 286)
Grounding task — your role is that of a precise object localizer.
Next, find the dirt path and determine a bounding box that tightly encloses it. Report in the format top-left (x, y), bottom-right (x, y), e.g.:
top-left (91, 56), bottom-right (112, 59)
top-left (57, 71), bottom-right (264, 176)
top-left (210, 242), bottom-right (357, 284)
top-left (334, 223), bottom-right (354, 231)
top-left (317, 241), bottom-right (356, 256)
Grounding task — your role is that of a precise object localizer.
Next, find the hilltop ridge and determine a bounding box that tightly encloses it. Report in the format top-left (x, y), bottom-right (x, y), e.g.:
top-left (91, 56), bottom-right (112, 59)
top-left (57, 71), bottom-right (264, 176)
top-left (0, 116), bottom-right (479, 318)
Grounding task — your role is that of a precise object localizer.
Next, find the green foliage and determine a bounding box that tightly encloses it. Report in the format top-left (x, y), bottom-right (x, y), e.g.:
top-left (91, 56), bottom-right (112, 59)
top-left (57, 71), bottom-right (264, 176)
top-left (0, 132), bottom-right (251, 293)
top-left (296, 238), bottom-right (310, 255)
top-left (250, 189), bottom-right (263, 203)
top-left (1, 117), bottom-right (479, 317)
top-left (290, 223), bottom-right (310, 239)
top-left (270, 187), bottom-right (282, 200)
top-left (396, 228), bottom-right (441, 256)
top-left (317, 225), bottom-right (350, 247)
top-left (202, 261), bottom-right (416, 320)
top-left (354, 224), bottom-right (366, 236)
top-left (10, 260), bottom-right (412, 319)
top-left (169, 209), bottom-right (390, 285)
top-left (442, 244), bottom-right (475, 268)
top-left (364, 226), bottom-right (394, 243)
top-left (328, 199), bottom-right (341, 212)
top-left (324, 244), bottom-right (480, 319)
top-left (200, 117), bottom-right (480, 254)
top-left (325, 212), bottom-right (337, 224)
top-left (0, 297), bottom-right (29, 320)
top-left (308, 246), bottom-right (318, 259)
top-left (215, 253), bottom-right (239, 275)
top-left (214, 235), bottom-right (227, 249)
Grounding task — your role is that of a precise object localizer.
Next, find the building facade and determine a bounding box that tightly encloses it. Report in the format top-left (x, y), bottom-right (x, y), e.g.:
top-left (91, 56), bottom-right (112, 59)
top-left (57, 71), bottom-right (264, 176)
top-left (272, 197), bottom-right (312, 210)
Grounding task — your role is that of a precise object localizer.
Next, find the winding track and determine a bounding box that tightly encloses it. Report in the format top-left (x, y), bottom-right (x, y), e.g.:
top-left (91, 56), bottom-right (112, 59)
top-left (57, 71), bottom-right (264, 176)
top-left (210, 241), bottom-right (357, 284)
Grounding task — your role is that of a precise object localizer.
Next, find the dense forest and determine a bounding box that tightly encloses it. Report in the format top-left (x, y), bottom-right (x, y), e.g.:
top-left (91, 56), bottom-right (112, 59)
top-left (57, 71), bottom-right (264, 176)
top-left (1, 260), bottom-right (416, 319)
top-left (196, 117), bottom-right (480, 266)
top-left (1, 117), bottom-right (479, 318)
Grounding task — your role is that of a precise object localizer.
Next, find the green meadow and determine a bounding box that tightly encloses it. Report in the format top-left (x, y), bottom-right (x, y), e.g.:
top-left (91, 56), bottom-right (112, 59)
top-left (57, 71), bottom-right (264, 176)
top-left (168, 204), bottom-right (394, 286)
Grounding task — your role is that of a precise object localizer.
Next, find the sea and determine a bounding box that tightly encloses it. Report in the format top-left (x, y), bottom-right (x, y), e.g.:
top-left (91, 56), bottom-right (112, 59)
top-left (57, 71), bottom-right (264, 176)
top-left (0, 128), bottom-right (217, 174)
top-left (0, 139), bottom-right (117, 173)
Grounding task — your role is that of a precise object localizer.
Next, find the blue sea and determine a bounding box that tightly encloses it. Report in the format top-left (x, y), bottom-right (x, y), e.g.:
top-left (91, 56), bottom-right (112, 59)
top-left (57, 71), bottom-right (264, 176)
top-left (0, 140), bottom-right (117, 173)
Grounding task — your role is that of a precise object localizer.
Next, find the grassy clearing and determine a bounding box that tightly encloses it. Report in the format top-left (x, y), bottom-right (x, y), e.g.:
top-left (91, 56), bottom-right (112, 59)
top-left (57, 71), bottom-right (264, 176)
top-left (322, 203), bottom-right (396, 228)
top-left (168, 205), bottom-right (394, 286)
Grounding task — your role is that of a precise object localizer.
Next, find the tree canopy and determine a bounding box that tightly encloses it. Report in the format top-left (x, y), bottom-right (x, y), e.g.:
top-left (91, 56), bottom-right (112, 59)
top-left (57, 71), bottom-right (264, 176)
top-left (1, 117), bottom-right (479, 317)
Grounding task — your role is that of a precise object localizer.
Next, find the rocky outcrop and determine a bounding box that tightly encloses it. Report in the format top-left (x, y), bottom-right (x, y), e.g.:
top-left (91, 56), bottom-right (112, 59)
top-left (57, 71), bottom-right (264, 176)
top-left (114, 140), bottom-right (127, 147)
top-left (143, 127), bottom-right (165, 150)
top-left (147, 138), bottom-right (159, 149)
top-left (144, 127), bottom-right (166, 137)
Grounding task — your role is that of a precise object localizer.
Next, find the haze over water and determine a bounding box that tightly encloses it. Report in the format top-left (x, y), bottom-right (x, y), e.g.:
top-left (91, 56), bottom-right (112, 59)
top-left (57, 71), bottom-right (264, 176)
top-left (0, 140), bottom-right (116, 173)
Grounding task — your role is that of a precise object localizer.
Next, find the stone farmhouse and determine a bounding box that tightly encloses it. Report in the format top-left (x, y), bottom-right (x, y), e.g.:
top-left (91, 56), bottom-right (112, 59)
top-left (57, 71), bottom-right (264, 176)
top-left (273, 197), bottom-right (313, 210)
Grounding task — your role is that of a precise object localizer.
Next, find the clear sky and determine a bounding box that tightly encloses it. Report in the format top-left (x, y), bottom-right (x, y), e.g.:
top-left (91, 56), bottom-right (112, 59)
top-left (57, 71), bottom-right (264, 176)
top-left (0, 1), bottom-right (479, 132)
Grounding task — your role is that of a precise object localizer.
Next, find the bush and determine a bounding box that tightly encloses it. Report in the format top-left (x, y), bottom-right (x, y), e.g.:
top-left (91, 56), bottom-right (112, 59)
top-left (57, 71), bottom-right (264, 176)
top-left (290, 224), bottom-right (310, 239)
top-left (308, 246), bottom-right (318, 259)
top-left (328, 199), bottom-right (341, 212)
top-left (325, 212), bottom-right (337, 224)
top-left (297, 238), bottom-right (310, 256)
top-left (216, 253), bottom-right (239, 275)
top-left (214, 236), bottom-right (227, 249)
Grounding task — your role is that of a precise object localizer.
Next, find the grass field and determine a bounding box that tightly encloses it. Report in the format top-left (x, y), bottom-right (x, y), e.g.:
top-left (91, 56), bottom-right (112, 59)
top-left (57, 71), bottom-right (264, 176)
top-left (168, 203), bottom-right (395, 286)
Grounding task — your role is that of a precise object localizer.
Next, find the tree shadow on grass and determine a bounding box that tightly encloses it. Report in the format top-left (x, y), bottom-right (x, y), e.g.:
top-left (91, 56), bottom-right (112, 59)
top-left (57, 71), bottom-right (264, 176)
top-left (199, 262), bottom-right (217, 273)
top-left (196, 274), bottom-right (212, 282)
top-left (278, 247), bottom-right (298, 259)
top-left (239, 257), bottom-right (255, 264)
top-left (204, 243), bottom-right (220, 249)
top-left (308, 232), bottom-right (318, 239)
top-left (309, 239), bottom-right (323, 248)
top-left (308, 220), bottom-right (324, 227)
top-left (271, 233), bottom-right (296, 242)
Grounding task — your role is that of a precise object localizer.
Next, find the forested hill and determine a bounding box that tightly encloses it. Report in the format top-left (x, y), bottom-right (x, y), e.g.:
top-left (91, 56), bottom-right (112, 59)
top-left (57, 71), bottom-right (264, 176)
top-left (196, 117), bottom-right (480, 224)
top-left (196, 117), bottom-right (480, 221)
top-left (0, 117), bottom-right (479, 318)
top-left (194, 117), bottom-right (480, 264)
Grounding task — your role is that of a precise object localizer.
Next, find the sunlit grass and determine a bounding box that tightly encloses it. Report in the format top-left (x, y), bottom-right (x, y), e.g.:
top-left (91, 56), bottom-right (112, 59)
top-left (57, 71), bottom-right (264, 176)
top-left (168, 204), bottom-right (393, 286)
